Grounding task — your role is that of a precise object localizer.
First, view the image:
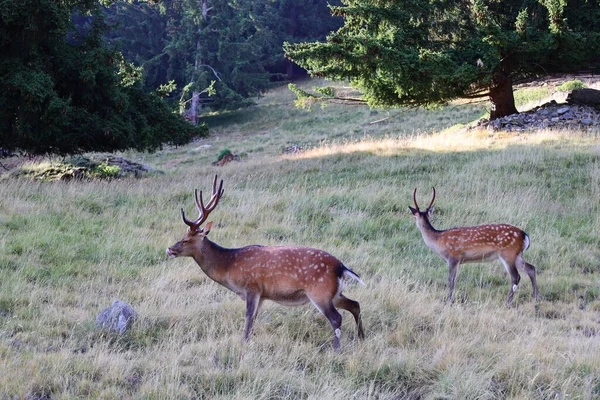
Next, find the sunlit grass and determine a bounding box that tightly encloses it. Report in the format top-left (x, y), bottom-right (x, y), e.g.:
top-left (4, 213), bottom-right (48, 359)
top-left (288, 127), bottom-right (599, 161)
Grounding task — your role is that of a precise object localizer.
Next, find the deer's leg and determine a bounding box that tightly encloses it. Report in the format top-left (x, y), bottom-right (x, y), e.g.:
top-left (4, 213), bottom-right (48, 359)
top-left (446, 259), bottom-right (459, 304)
top-left (500, 256), bottom-right (521, 305)
top-left (310, 297), bottom-right (343, 351)
top-left (517, 255), bottom-right (539, 301)
top-left (334, 295), bottom-right (364, 340)
top-left (243, 292), bottom-right (262, 341)
top-left (323, 304), bottom-right (343, 351)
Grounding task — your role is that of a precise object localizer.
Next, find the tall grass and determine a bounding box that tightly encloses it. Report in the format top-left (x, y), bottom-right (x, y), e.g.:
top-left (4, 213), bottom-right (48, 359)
top-left (1, 83), bottom-right (600, 399)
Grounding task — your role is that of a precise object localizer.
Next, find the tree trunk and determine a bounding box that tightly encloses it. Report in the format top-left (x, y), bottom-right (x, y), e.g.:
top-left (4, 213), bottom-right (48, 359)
top-left (189, 36), bottom-right (202, 126)
top-left (489, 73), bottom-right (518, 120)
top-left (188, 0), bottom-right (212, 126)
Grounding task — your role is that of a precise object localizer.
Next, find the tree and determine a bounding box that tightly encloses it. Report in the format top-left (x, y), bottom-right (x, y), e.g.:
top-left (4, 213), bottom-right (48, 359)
top-left (0, 0), bottom-right (205, 156)
top-left (284, 0), bottom-right (600, 119)
top-left (103, 0), bottom-right (344, 118)
top-left (103, 0), bottom-right (169, 91)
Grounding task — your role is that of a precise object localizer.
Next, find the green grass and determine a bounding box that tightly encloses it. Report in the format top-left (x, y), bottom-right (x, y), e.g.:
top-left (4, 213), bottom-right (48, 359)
top-left (1, 81), bottom-right (600, 398)
top-left (514, 86), bottom-right (551, 108)
top-left (556, 79), bottom-right (587, 92)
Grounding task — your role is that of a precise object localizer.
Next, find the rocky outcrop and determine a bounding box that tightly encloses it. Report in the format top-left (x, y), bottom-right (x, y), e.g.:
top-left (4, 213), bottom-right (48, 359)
top-left (7, 154), bottom-right (162, 181)
top-left (88, 155), bottom-right (162, 178)
top-left (476, 88), bottom-right (600, 132)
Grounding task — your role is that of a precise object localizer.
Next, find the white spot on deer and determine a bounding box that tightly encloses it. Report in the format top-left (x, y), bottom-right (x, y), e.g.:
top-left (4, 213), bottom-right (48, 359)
top-left (335, 328), bottom-right (341, 338)
top-left (512, 284), bottom-right (518, 292)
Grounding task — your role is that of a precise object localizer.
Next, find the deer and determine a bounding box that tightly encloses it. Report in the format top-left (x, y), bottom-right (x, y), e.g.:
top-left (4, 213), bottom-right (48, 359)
top-left (166, 175), bottom-right (365, 350)
top-left (409, 187), bottom-right (539, 305)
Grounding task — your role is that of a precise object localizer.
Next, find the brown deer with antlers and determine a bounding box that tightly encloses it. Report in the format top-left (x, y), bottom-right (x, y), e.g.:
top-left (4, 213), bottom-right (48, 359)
top-left (409, 188), bottom-right (539, 304)
top-left (166, 176), bottom-right (365, 350)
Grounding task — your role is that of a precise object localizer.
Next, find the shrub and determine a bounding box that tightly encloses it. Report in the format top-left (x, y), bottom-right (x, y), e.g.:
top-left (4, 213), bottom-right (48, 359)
top-left (556, 79), bottom-right (586, 91)
top-left (92, 164), bottom-right (121, 179)
top-left (217, 148), bottom-right (233, 161)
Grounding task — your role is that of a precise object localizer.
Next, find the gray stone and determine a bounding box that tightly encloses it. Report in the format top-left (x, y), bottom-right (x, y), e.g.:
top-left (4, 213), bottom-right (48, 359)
top-left (567, 88), bottom-right (600, 106)
top-left (96, 300), bottom-right (138, 334)
top-left (473, 97), bottom-right (600, 133)
top-left (560, 111), bottom-right (574, 119)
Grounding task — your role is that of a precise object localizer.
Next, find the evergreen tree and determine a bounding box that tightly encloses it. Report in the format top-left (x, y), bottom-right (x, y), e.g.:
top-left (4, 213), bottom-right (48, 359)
top-left (103, 0), bottom-right (169, 91)
top-left (103, 0), bottom-right (343, 117)
top-left (0, 0), bottom-right (204, 156)
top-left (284, 0), bottom-right (600, 119)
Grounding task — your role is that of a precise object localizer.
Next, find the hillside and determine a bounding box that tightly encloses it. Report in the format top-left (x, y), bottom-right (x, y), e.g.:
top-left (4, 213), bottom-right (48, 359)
top-left (1, 80), bottom-right (600, 399)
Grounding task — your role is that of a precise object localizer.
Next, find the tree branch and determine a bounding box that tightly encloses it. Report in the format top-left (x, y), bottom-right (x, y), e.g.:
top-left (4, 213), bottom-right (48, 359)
top-left (199, 64), bottom-right (222, 81)
top-left (368, 105), bottom-right (421, 124)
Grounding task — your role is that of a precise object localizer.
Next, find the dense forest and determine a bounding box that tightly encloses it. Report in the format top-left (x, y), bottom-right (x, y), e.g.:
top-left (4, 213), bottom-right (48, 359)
top-left (103, 0), bottom-right (343, 118)
top-left (1, 0), bottom-right (342, 155)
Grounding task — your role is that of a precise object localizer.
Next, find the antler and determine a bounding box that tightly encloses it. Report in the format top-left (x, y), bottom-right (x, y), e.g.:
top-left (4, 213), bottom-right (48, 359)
top-left (413, 188), bottom-right (420, 211)
top-left (413, 187), bottom-right (436, 211)
top-left (181, 175), bottom-right (224, 230)
top-left (427, 187), bottom-right (436, 210)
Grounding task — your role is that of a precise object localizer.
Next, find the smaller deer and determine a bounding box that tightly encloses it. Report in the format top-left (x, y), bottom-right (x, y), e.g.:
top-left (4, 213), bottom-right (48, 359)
top-left (166, 175), bottom-right (365, 350)
top-left (409, 188), bottom-right (539, 304)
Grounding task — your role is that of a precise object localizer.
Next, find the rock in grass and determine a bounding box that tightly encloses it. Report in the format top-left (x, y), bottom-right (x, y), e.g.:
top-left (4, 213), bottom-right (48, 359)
top-left (567, 88), bottom-right (600, 106)
top-left (96, 300), bottom-right (138, 334)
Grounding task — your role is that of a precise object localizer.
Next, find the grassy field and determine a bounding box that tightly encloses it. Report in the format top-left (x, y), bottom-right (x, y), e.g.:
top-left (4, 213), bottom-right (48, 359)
top-left (1, 81), bottom-right (600, 399)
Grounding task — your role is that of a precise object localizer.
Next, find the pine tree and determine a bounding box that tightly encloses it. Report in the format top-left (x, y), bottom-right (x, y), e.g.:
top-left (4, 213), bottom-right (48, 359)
top-left (103, 0), bottom-right (344, 116)
top-left (0, 0), bottom-right (204, 155)
top-left (284, 0), bottom-right (600, 119)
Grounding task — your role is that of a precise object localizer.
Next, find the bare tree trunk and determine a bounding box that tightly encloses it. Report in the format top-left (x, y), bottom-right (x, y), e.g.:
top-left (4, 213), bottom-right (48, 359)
top-left (488, 58), bottom-right (518, 120)
top-left (188, 0), bottom-right (212, 126)
top-left (189, 39), bottom-right (202, 126)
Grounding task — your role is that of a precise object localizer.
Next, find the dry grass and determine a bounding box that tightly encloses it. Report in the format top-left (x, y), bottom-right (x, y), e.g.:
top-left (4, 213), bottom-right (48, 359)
top-left (1, 83), bottom-right (600, 399)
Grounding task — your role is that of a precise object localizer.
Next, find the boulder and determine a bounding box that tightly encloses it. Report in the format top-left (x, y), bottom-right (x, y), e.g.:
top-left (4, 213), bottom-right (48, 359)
top-left (96, 300), bottom-right (138, 334)
top-left (567, 88), bottom-right (600, 106)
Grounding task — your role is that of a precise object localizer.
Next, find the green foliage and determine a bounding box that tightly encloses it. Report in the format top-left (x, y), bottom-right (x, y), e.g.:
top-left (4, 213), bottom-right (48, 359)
top-left (0, 0), bottom-right (205, 156)
top-left (288, 83), bottom-right (323, 110)
top-left (284, 0), bottom-right (600, 118)
top-left (103, 0), bottom-right (344, 111)
top-left (92, 164), bottom-right (121, 179)
top-left (156, 80), bottom-right (177, 98)
top-left (556, 79), bottom-right (587, 91)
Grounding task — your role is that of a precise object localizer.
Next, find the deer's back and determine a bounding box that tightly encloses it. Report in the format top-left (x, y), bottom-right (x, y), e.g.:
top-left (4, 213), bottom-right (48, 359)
top-left (225, 245), bottom-right (344, 299)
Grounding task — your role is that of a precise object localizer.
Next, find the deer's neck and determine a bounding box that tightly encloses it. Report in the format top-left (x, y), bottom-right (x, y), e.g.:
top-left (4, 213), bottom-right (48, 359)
top-left (416, 217), bottom-right (443, 249)
top-left (192, 238), bottom-right (240, 284)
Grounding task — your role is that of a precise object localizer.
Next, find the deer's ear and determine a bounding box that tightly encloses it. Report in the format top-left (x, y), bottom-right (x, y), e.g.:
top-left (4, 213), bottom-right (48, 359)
top-left (408, 206), bottom-right (418, 215)
top-left (202, 221), bottom-right (214, 235)
top-left (427, 207), bottom-right (435, 217)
